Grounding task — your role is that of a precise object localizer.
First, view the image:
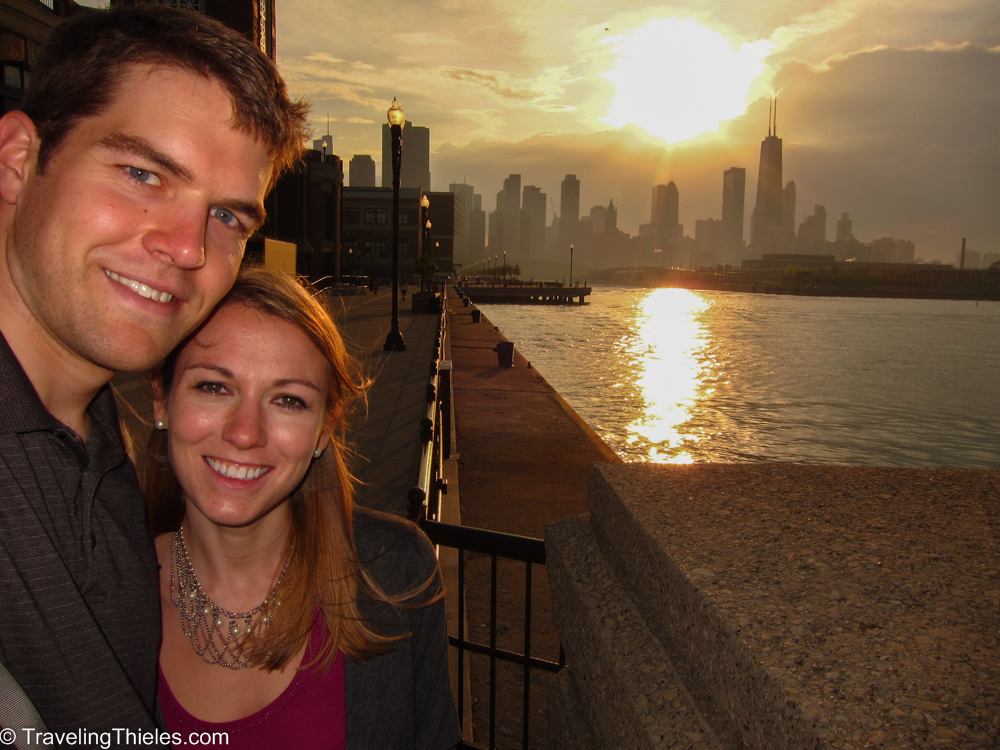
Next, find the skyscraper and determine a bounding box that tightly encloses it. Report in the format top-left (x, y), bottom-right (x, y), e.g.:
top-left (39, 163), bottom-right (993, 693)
top-left (520, 185), bottom-right (546, 260)
top-left (450, 182), bottom-right (475, 264)
top-left (349, 154), bottom-right (376, 187)
top-left (313, 134), bottom-right (334, 155)
top-left (651, 183), bottom-right (679, 227)
top-left (500, 174), bottom-right (521, 257)
top-left (381, 120), bottom-right (430, 189)
top-left (836, 212), bottom-right (854, 243)
top-left (721, 167), bottom-right (746, 257)
top-left (782, 180), bottom-right (797, 249)
top-left (750, 100), bottom-right (784, 255)
top-left (559, 174), bottom-right (581, 253)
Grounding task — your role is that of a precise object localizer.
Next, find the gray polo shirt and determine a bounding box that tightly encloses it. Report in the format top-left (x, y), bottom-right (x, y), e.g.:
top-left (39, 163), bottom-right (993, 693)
top-left (0, 334), bottom-right (160, 732)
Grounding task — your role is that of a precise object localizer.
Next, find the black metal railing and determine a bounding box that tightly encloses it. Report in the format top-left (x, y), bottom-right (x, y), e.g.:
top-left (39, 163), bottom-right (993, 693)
top-left (410, 288), bottom-right (564, 749)
top-left (420, 520), bottom-right (564, 750)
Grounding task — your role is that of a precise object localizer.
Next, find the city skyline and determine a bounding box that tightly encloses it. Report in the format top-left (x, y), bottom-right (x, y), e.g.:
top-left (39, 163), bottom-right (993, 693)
top-left (272, 0), bottom-right (999, 262)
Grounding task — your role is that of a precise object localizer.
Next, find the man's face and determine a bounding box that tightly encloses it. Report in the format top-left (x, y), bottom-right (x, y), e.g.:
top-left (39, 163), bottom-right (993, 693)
top-left (7, 65), bottom-right (273, 373)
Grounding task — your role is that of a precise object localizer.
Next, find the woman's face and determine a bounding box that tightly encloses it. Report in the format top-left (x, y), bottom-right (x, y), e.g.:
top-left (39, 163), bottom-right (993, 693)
top-left (156, 302), bottom-right (333, 530)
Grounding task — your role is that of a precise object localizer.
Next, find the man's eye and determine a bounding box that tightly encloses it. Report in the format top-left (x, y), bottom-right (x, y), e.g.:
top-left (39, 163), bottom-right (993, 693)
top-left (211, 207), bottom-right (241, 228)
top-left (127, 167), bottom-right (160, 186)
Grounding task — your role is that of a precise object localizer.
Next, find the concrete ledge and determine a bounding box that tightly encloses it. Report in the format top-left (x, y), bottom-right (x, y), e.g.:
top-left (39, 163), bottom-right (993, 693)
top-left (546, 515), bottom-right (722, 748)
top-left (572, 463), bottom-right (1000, 749)
top-left (547, 671), bottom-right (596, 750)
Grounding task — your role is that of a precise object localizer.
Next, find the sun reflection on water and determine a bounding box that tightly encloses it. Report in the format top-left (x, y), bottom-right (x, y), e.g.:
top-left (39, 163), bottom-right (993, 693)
top-left (625, 288), bottom-right (711, 463)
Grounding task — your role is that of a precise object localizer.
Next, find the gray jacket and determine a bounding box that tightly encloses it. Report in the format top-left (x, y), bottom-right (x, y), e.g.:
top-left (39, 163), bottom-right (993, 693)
top-left (346, 508), bottom-right (461, 750)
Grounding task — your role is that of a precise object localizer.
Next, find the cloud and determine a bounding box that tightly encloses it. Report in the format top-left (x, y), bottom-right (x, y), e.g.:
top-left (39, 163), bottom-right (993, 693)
top-left (431, 45), bottom-right (1000, 260)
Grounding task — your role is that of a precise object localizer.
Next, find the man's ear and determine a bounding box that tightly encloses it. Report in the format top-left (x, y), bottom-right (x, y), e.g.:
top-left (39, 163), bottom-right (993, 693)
top-left (0, 111), bottom-right (39, 205)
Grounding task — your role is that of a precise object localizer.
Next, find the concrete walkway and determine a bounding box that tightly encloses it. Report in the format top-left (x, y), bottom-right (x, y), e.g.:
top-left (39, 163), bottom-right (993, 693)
top-left (329, 288), bottom-right (442, 515)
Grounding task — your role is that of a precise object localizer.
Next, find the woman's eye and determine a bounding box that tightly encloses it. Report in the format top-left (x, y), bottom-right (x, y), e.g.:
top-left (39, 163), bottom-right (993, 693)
top-left (275, 394), bottom-right (306, 410)
top-left (195, 381), bottom-right (227, 395)
top-left (127, 166), bottom-right (160, 186)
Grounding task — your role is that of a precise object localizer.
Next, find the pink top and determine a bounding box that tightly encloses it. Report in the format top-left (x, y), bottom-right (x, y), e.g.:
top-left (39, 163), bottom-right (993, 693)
top-left (159, 619), bottom-right (346, 749)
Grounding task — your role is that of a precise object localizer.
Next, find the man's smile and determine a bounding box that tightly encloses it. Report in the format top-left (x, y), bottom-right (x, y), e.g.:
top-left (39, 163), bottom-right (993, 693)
top-left (105, 269), bottom-right (175, 303)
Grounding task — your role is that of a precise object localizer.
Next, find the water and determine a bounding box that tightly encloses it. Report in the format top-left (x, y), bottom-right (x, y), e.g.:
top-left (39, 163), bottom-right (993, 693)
top-left (477, 287), bottom-right (1000, 468)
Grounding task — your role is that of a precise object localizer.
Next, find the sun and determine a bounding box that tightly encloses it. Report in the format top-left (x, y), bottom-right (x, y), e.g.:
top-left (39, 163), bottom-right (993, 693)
top-left (602, 18), bottom-right (771, 143)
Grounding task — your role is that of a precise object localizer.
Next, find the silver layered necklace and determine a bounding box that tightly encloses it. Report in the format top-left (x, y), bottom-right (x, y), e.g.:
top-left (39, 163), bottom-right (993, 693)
top-left (170, 526), bottom-right (291, 670)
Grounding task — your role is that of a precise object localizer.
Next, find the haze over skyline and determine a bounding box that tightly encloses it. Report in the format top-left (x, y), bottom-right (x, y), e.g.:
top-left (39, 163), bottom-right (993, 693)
top-left (284, 3), bottom-right (991, 261)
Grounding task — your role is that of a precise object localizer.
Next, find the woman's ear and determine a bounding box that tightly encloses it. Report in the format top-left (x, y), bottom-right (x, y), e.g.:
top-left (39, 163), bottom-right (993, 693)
top-left (151, 365), bottom-right (167, 425)
top-left (315, 402), bottom-right (344, 455)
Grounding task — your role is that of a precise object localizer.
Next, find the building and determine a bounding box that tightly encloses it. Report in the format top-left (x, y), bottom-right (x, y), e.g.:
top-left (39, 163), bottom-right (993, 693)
top-left (381, 120), bottom-right (430, 190)
top-left (496, 174), bottom-right (521, 258)
top-left (424, 190), bottom-right (455, 277)
top-left (836, 212), bottom-right (854, 243)
top-left (721, 167), bottom-right (746, 260)
top-left (869, 237), bottom-right (915, 264)
top-left (651, 183), bottom-right (679, 227)
top-left (520, 185), bottom-right (547, 261)
top-left (1, 0), bottom-right (80, 116)
top-left (448, 182), bottom-right (471, 264)
top-left (797, 204), bottom-right (827, 253)
top-left (468, 193), bottom-right (486, 263)
top-left (559, 174), bottom-right (581, 255)
top-left (112, 0), bottom-right (276, 59)
top-left (750, 100), bottom-right (784, 255)
top-left (313, 134), bottom-right (333, 156)
top-left (260, 149), bottom-right (343, 283)
top-left (340, 187), bottom-right (422, 281)
top-left (348, 154), bottom-right (376, 187)
top-left (695, 218), bottom-right (724, 267)
top-left (782, 180), bottom-right (797, 250)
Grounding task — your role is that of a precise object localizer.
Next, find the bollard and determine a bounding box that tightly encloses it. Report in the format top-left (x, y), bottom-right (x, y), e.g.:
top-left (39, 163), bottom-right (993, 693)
top-left (463, 297), bottom-right (470, 307)
top-left (471, 308), bottom-right (482, 323)
top-left (492, 341), bottom-right (514, 367)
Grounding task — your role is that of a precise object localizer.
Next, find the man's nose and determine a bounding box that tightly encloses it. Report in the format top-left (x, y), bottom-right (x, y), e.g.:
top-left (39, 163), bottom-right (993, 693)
top-left (143, 202), bottom-right (207, 270)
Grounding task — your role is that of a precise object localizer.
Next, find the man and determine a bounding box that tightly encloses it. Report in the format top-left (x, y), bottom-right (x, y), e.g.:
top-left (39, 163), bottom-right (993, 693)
top-left (0, 6), bottom-right (308, 733)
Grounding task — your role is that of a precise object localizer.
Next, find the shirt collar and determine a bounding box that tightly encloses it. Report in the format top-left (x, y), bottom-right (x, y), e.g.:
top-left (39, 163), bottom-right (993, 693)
top-left (0, 331), bottom-right (123, 441)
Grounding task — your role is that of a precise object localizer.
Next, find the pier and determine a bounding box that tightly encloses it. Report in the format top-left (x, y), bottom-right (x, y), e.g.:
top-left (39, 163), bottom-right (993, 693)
top-left (459, 283), bottom-right (591, 305)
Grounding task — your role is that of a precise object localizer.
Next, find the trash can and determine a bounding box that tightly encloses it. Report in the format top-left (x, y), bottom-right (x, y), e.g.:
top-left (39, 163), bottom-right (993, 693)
top-left (471, 308), bottom-right (482, 323)
top-left (493, 341), bottom-right (514, 367)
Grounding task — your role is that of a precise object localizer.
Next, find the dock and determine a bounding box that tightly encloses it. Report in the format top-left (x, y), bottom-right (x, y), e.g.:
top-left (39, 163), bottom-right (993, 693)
top-left (459, 284), bottom-right (591, 304)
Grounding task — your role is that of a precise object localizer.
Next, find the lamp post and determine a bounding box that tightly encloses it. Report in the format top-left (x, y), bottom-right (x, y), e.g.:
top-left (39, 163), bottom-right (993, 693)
top-left (570, 243), bottom-right (574, 287)
top-left (503, 250), bottom-right (506, 282)
top-left (420, 194), bottom-right (430, 292)
top-left (384, 97), bottom-right (406, 351)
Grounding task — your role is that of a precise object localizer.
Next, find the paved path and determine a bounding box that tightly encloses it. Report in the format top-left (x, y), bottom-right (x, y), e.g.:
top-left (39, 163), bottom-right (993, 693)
top-left (445, 290), bottom-right (620, 748)
top-left (330, 288), bottom-right (441, 515)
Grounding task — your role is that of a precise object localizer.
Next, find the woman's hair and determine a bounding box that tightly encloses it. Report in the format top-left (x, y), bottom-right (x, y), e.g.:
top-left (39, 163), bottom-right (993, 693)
top-left (144, 263), bottom-right (412, 670)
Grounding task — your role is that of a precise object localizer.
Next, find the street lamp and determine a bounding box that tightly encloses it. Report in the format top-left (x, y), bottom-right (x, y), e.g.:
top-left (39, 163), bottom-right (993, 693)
top-left (384, 97), bottom-right (406, 351)
top-left (502, 250), bottom-right (506, 282)
top-left (570, 243), bottom-right (574, 287)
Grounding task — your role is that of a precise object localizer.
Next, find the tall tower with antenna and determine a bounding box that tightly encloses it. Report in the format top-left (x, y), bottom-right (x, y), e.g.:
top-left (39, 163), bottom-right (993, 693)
top-left (750, 97), bottom-right (785, 255)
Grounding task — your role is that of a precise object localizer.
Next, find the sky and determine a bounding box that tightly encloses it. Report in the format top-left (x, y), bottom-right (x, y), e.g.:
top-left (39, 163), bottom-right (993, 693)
top-left (275, 1), bottom-right (1000, 262)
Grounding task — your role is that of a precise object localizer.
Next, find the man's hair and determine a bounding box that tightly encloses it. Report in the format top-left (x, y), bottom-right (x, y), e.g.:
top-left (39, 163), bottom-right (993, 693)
top-left (22, 5), bottom-right (309, 185)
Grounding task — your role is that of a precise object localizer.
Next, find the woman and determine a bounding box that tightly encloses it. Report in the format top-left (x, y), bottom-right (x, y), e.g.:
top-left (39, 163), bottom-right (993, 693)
top-left (144, 265), bottom-right (460, 748)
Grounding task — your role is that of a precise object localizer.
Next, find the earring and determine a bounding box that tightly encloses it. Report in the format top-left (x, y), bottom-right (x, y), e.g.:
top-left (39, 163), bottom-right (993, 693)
top-left (313, 447), bottom-right (323, 458)
top-left (154, 419), bottom-right (167, 431)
